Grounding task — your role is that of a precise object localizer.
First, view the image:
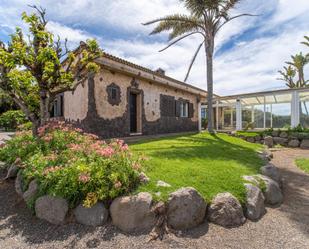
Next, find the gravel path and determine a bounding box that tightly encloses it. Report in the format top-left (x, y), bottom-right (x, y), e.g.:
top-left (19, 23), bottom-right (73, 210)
top-left (0, 147), bottom-right (309, 249)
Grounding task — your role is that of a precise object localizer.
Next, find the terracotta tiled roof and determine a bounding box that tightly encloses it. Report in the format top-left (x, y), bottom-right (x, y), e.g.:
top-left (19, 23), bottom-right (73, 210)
top-left (102, 53), bottom-right (208, 95)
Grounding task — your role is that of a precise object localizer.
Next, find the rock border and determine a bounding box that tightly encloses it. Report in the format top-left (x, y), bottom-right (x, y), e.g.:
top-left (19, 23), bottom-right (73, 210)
top-left (232, 131), bottom-right (309, 149)
top-left (6, 159), bottom-right (284, 233)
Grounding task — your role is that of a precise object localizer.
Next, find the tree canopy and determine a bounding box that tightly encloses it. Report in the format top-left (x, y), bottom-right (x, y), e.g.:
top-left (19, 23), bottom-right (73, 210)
top-left (0, 6), bottom-right (102, 134)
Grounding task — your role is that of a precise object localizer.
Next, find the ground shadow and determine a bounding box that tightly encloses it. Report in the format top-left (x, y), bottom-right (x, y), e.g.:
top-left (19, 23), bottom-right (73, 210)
top-left (276, 166), bottom-right (309, 235)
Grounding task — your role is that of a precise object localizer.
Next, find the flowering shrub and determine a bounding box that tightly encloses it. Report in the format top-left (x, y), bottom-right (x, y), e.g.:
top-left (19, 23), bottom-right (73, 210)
top-left (0, 121), bottom-right (146, 208)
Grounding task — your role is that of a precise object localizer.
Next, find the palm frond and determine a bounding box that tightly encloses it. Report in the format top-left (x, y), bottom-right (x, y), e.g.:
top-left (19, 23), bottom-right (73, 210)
top-left (159, 32), bottom-right (200, 52)
top-left (143, 14), bottom-right (204, 41)
top-left (184, 42), bottom-right (203, 82)
top-left (301, 36), bottom-right (309, 47)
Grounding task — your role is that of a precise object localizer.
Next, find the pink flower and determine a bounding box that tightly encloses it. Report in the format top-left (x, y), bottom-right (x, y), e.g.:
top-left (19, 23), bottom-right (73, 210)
top-left (98, 146), bottom-right (115, 158)
top-left (43, 166), bottom-right (62, 175)
top-left (121, 144), bottom-right (129, 151)
top-left (78, 173), bottom-right (91, 183)
top-left (132, 162), bottom-right (141, 170)
top-left (86, 133), bottom-right (99, 140)
top-left (43, 135), bottom-right (53, 142)
top-left (74, 128), bottom-right (83, 133)
top-left (114, 181), bottom-right (122, 189)
top-left (68, 143), bottom-right (82, 152)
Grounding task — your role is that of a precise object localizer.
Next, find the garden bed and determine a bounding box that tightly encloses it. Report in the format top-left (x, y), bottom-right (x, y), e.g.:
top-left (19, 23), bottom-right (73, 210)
top-left (1, 126), bottom-right (284, 234)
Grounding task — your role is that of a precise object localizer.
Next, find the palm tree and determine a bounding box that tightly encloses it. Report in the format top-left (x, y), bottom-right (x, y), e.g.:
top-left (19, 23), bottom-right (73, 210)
top-left (286, 52), bottom-right (309, 87)
top-left (143, 0), bottom-right (255, 133)
top-left (278, 65), bottom-right (297, 88)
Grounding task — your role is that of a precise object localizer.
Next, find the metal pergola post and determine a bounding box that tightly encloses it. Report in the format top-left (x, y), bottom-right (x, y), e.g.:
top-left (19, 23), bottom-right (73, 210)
top-left (198, 102), bottom-right (202, 131)
top-left (236, 99), bottom-right (242, 130)
top-left (291, 91), bottom-right (300, 127)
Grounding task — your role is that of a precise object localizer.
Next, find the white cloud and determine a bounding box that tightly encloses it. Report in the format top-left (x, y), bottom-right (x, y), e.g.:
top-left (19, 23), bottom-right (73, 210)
top-left (46, 21), bottom-right (92, 48)
top-left (0, 0), bottom-right (308, 96)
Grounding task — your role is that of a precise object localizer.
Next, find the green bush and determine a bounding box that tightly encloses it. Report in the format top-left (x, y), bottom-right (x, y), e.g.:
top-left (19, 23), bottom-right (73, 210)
top-left (0, 110), bottom-right (28, 131)
top-left (17, 121), bottom-right (33, 131)
top-left (0, 122), bottom-right (145, 208)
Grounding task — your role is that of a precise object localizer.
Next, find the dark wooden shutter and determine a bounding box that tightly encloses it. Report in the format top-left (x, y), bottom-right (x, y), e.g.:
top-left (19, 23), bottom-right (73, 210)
top-left (161, 95), bottom-right (176, 117)
top-left (188, 103), bottom-right (194, 118)
top-left (175, 100), bottom-right (181, 117)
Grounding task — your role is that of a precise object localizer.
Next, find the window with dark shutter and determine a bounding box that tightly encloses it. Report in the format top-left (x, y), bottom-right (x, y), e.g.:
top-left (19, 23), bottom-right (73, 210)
top-left (175, 100), bottom-right (181, 117)
top-left (188, 103), bottom-right (194, 118)
top-left (106, 83), bottom-right (121, 106)
top-left (161, 95), bottom-right (176, 117)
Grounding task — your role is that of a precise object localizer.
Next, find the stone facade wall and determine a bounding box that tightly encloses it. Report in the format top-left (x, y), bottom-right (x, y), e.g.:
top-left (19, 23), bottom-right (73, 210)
top-left (63, 67), bottom-right (200, 138)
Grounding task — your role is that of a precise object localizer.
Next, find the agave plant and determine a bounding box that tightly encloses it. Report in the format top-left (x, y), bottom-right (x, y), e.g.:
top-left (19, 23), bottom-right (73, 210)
top-left (143, 0), bottom-right (255, 132)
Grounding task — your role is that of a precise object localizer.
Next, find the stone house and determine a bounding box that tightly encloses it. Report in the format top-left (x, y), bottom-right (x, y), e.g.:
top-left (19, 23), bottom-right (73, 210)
top-left (53, 53), bottom-right (207, 138)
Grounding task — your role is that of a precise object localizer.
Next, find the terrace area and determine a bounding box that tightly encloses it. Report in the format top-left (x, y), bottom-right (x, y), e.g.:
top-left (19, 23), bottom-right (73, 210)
top-left (201, 87), bottom-right (309, 131)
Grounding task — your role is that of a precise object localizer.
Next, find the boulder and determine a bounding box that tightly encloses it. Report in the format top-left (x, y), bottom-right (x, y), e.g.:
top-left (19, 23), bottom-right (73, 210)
top-left (110, 192), bottom-right (156, 233)
top-left (255, 135), bottom-right (262, 141)
top-left (15, 171), bottom-right (24, 196)
top-left (35, 196), bottom-right (69, 224)
top-left (139, 172), bottom-right (150, 184)
top-left (74, 202), bottom-right (108, 226)
top-left (257, 175), bottom-right (283, 205)
top-left (300, 139), bottom-right (309, 149)
top-left (167, 187), bottom-right (207, 230)
top-left (246, 137), bottom-right (255, 143)
top-left (288, 139), bottom-right (300, 148)
top-left (244, 184), bottom-right (265, 221)
top-left (156, 180), bottom-right (171, 187)
top-left (272, 130), bottom-right (279, 137)
top-left (23, 180), bottom-right (38, 203)
top-left (264, 136), bottom-right (274, 148)
top-left (279, 131), bottom-right (288, 138)
top-left (243, 175), bottom-right (260, 186)
top-left (260, 164), bottom-right (281, 184)
top-left (273, 137), bottom-right (288, 146)
top-left (5, 164), bottom-right (19, 179)
top-left (208, 192), bottom-right (245, 227)
top-left (258, 150), bottom-right (273, 161)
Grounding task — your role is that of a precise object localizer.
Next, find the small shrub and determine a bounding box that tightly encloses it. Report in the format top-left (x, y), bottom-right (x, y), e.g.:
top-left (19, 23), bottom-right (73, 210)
top-left (17, 121), bottom-right (33, 131)
top-left (0, 121), bottom-right (145, 208)
top-left (0, 110), bottom-right (28, 131)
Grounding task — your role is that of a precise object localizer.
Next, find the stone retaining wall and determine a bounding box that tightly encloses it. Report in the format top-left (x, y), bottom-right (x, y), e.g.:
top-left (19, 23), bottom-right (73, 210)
top-left (233, 131), bottom-right (309, 149)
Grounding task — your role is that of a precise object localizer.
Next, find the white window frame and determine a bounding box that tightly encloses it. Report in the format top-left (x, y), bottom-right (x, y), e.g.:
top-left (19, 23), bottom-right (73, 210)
top-left (180, 102), bottom-right (189, 118)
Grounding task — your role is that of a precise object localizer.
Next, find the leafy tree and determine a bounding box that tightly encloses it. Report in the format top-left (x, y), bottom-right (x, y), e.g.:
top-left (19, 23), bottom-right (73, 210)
top-left (0, 6), bottom-right (102, 135)
top-left (143, 0), bottom-right (254, 133)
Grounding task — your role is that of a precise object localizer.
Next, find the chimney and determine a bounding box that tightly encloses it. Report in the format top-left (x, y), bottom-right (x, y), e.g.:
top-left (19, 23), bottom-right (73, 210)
top-left (155, 68), bottom-right (165, 75)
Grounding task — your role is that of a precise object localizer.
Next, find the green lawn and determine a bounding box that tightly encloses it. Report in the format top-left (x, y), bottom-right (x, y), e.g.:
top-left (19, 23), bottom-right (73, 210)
top-left (131, 132), bottom-right (264, 204)
top-left (295, 158), bottom-right (309, 174)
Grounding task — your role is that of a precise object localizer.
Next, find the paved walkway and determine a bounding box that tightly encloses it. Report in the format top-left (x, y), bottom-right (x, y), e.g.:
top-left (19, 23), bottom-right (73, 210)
top-left (0, 147), bottom-right (309, 248)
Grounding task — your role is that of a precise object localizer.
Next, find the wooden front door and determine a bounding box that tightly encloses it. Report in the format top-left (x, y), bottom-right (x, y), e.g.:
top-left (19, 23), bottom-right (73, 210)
top-left (130, 93), bottom-right (137, 133)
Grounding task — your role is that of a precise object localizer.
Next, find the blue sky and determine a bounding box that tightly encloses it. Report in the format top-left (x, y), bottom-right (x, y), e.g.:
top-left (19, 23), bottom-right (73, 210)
top-left (0, 0), bottom-right (308, 95)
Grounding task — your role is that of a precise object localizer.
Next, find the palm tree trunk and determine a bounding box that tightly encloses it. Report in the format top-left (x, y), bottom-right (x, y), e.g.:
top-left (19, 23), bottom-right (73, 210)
top-left (205, 38), bottom-right (214, 133)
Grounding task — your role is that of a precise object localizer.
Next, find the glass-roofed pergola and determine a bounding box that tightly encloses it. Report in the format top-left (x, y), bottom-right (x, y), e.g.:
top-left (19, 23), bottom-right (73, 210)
top-left (200, 87), bottom-right (309, 131)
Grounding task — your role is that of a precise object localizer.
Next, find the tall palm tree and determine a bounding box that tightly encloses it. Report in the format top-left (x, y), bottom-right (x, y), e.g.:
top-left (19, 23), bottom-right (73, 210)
top-left (143, 0), bottom-right (254, 133)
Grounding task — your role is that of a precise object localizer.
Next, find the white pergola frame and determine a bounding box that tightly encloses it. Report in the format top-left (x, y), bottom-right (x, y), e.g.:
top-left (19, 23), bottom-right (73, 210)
top-left (200, 87), bottom-right (309, 131)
